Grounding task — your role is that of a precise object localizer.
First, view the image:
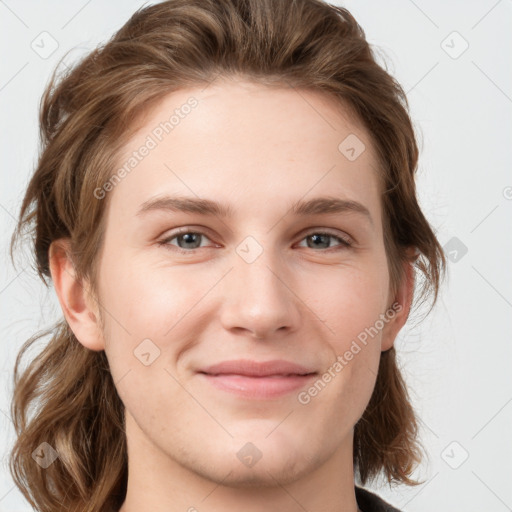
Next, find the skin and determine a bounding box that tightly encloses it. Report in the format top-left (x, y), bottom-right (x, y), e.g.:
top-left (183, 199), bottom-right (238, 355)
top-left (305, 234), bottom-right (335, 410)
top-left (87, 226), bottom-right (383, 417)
top-left (50, 77), bottom-right (414, 512)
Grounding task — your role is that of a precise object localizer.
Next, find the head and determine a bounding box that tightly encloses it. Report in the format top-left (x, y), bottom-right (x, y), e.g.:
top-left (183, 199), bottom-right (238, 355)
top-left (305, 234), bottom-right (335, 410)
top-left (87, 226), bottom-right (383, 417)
top-left (10, 1), bottom-right (446, 511)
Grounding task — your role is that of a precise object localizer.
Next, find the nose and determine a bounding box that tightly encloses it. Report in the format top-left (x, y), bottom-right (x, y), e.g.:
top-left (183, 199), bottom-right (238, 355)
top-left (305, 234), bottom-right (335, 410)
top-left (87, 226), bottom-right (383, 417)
top-left (219, 243), bottom-right (302, 340)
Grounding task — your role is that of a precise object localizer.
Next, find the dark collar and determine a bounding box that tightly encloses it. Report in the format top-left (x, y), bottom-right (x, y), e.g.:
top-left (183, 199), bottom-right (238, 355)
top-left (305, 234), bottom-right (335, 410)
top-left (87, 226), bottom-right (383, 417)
top-left (355, 486), bottom-right (402, 512)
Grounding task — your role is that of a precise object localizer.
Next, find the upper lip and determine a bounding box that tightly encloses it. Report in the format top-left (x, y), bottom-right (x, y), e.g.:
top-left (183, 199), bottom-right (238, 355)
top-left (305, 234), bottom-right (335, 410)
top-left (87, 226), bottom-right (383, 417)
top-left (199, 359), bottom-right (317, 377)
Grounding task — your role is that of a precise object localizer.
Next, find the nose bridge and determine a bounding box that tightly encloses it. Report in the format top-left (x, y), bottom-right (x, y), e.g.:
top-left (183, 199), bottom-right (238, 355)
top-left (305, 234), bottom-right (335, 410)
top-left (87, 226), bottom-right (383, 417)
top-left (220, 234), bottom-right (300, 338)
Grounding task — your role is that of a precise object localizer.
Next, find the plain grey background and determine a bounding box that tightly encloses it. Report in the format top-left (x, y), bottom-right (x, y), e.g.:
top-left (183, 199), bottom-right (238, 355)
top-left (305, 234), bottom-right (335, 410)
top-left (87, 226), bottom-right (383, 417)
top-left (1, 1), bottom-right (511, 511)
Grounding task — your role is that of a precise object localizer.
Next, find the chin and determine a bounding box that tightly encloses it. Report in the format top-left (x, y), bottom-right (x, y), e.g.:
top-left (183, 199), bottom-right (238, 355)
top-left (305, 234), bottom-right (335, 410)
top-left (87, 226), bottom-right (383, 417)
top-left (197, 454), bottom-right (314, 489)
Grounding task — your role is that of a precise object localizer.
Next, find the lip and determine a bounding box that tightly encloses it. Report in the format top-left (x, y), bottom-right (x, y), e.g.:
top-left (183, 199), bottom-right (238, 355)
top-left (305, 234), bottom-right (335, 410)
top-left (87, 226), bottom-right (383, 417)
top-left (199, 359), bottom-right (316, 377)
top-left (197, 359), bottom-right (318, 399)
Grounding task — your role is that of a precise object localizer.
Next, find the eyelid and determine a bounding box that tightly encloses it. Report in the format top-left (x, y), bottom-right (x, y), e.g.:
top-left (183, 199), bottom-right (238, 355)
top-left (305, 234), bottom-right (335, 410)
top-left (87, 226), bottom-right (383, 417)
top-left (300, 228), bottom-right (353, 246)
top-left (158, 226), bottom-right (217, 248)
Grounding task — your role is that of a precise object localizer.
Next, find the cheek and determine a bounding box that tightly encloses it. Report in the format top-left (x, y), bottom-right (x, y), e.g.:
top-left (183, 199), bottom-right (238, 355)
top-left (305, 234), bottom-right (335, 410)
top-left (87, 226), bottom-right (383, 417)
top-left (313, 260), bottom-right (389, 343)
top-left (96, 258), bottom-right (205, 406)
top-left (97, 253), bottom-right (216, 382)
top-left (100, 254), bottom-right (202, 333)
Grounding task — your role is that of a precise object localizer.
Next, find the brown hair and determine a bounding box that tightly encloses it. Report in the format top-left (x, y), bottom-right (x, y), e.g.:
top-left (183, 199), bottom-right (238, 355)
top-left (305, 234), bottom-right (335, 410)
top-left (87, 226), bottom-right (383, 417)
top-left (9, 0), bottom-right (446, 510)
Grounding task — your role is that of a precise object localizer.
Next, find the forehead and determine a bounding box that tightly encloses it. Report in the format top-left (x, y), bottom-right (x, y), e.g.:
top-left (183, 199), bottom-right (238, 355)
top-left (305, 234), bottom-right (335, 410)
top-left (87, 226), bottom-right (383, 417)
top-left (106, 78), bottom-right (382, 222)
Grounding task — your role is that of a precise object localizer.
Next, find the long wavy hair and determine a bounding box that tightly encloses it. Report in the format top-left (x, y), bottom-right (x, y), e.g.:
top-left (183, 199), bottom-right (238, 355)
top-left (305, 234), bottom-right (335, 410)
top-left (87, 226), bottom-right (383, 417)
top-left (9, 0), bottom-right (446, 510)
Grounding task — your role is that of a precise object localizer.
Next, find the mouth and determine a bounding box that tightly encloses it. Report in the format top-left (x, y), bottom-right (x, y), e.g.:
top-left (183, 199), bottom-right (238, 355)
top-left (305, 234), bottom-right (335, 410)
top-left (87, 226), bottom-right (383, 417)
top-left (197, 359), bottom-right (318, 400)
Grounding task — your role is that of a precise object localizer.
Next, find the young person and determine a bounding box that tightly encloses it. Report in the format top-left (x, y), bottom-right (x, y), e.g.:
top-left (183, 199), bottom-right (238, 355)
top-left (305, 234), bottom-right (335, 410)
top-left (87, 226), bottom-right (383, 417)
top-left (9, 1), bottom-right (446, 511)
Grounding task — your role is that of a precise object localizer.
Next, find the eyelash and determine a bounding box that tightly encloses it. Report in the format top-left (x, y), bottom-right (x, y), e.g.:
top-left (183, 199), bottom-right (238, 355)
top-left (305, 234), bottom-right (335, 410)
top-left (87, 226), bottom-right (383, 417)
top-left (157, 228), bottom-right (353, 255)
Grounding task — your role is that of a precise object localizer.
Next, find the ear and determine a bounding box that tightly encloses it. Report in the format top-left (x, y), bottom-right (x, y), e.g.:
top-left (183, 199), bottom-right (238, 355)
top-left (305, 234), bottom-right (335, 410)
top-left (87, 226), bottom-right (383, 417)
top-left (49, 238), bottom-right (105, 351)
top-left (380, 248), bottom-right (417, 352)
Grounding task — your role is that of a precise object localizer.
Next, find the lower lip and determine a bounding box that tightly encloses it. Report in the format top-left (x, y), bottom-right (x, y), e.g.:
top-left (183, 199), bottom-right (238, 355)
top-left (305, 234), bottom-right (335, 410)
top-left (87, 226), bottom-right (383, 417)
top-left (199, 373), bottom-right (317, 399)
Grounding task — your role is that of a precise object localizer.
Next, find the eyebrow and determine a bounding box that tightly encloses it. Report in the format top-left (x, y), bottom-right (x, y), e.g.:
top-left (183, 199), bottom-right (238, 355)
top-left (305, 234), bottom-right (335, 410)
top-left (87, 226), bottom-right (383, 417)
top-left (136, 195), bottom-right (373, 225)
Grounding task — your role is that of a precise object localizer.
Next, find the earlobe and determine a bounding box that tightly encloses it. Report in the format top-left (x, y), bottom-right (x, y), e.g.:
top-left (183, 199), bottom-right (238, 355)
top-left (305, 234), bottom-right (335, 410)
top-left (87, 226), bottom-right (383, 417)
top-left (380, 252), bottom-right (416, 352)
top-left (49, 239), bottom-right (105, 351)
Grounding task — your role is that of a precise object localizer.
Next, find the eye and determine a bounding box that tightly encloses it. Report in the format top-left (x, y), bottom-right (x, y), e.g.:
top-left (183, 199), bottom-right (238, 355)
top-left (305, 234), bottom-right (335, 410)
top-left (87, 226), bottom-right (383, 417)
top-left (158, 229), bottom-right (215, 253)
top-left (157, 228), bottom-right (353, 255)
top-left (297, 231), bottom-right (352, 250)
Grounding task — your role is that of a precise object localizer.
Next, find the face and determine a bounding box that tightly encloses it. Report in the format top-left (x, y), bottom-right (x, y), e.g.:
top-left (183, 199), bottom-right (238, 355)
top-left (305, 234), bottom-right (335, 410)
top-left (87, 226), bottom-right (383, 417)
top-left (80, 78), bottom-right (405, 487)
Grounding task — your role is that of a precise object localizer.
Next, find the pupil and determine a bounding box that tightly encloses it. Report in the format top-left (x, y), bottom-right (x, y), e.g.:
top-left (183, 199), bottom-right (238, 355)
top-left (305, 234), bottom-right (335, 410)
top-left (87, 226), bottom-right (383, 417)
top-left (180, 233), bottom-right (200, 248)
top-left (310, 234), bottom-right (329, 249)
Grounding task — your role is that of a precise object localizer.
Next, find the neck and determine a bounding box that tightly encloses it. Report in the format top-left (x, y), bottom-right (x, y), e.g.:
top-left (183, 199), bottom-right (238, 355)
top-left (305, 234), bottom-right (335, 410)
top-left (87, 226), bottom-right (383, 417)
top-left (118, 412), bottom-right (360, 512)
